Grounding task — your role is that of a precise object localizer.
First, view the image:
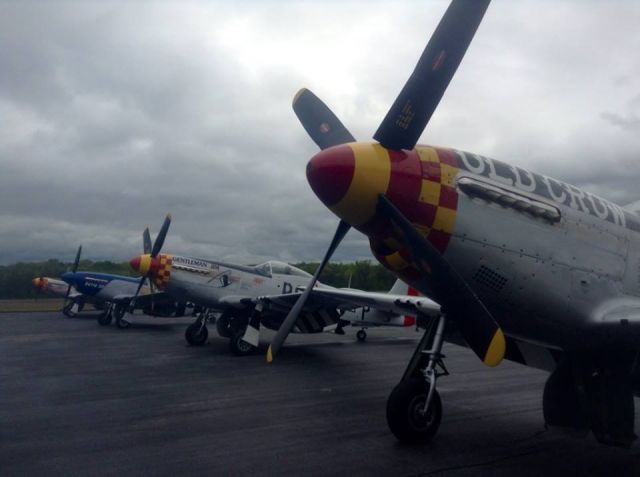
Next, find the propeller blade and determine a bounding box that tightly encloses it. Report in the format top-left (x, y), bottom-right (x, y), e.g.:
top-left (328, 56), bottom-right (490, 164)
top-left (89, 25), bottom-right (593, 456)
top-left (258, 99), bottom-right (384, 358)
top-left (292, 88), bottom-right (356, 150)
top-left (129, 276), bottom-right (146, 312)
top-left (72, 245), bottom-right (82, 273)
top-left (143, 227), bottom-right (152, 255)
top-left (267, 220), bottom-right (351, 362)
top-left (149, 279), bottom-right (155, 313)
top-left (151, 214), bottom-right (171, 257)
top-left (373, 0), bottom-right (491, 150)
top-left (377, 194), bottom-right (504, 366)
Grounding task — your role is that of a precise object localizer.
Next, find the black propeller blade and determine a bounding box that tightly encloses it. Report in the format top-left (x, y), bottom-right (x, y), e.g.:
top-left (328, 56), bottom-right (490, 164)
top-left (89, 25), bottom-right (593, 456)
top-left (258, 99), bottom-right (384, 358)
top-left (143, 227), bottom-right (152, 255)
top-left (377, 194), bottom-right (504, 366)
top-left (130, 215), bottom-right (171, 312)
top-left (152, 214), bottom-right (171, 257)
top-left (64, 245), bottom-right (82, 308)
top-left (373, 0), bottom-right (491, 151)
top-left (292, 88), bottom-right (356, 150)
top-left (267, 220), bottom-right (351, 362)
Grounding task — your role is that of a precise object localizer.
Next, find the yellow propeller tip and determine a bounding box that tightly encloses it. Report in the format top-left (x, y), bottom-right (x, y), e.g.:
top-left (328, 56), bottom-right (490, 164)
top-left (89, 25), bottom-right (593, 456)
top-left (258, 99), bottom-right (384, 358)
top-left (483, 328), bottom-right (506, 367)
top-left (266, 346), bottom-right (274, 363)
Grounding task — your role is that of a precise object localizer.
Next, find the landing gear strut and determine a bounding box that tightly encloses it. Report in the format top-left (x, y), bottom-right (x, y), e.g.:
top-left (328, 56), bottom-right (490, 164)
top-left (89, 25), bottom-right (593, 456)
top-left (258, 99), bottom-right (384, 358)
top-left (185, 309), bottom-right (211, 346)
top-left (387, 314), bottom-right (448, 443)
top-left (97, 303), bottom-right (113, 326)
top-left (114, 303), bottom-right (131, 329)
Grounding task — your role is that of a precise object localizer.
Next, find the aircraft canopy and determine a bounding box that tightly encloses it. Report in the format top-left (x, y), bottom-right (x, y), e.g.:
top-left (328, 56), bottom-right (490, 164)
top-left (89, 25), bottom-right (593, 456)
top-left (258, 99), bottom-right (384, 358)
top-left (254, 261), bottom-right (312, 278)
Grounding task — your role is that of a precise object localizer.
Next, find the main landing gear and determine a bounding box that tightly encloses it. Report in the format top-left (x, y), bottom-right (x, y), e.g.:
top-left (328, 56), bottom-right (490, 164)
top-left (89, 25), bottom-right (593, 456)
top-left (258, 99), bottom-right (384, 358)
top-left (356, 329), bottom-right (367, 342)
top-left (96, 302), bottom-right (131, 328)
top-left (63, 301), bottom-right (83, 318)
top-left (185, 309), bottom-right (215, 346)
top-left (386, 314), bottom-right (448, 444)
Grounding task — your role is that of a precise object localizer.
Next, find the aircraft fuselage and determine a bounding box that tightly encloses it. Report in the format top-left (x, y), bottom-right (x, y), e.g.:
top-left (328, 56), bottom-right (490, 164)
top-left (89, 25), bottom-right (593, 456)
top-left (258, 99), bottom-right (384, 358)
top-left (307, 142), bottom-right (638, 351)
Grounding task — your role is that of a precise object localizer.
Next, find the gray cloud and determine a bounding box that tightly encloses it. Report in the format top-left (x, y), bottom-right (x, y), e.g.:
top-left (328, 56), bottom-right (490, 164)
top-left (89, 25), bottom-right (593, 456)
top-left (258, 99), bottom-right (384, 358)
top-left (1, 1), bottom-right (640, 265)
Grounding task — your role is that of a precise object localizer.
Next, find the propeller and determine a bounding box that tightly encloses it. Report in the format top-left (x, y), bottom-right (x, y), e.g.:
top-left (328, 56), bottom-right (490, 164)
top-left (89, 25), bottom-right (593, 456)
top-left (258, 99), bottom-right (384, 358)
top-left (373, 0), bottom-right (491, 151)
top-left (377, 195), bottom-right (504, 366)
top-left (265, 88), bottom-right (361, 362)
top-left (129, 215), bottom-right (171, 312)
top-left (143, 227), bottom-right (152, 254)
top-left (289, 1), bottom-right (504, 366)
top-left (267, 220), bottom-right (351, 362)
top-left (63, 245), bottom-right (82, 310)
top-left (292, 88), bottom-right (355, 150)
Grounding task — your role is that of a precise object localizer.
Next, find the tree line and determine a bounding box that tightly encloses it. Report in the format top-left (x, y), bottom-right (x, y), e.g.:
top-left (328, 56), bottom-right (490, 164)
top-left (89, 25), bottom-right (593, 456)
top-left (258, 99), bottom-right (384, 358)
top-left (0, 259), bottom-right (397, 299)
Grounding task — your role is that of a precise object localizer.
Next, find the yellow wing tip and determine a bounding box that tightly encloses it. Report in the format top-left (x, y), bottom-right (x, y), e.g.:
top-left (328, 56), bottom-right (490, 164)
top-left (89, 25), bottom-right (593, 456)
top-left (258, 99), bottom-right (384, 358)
top-left (266, 346), bottom-right (274, 363)
top-left (483, 328), bottom-right (505, 367)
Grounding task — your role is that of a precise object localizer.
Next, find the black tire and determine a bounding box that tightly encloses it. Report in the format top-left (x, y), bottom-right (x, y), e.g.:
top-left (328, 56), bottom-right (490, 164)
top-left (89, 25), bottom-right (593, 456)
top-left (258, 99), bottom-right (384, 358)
top-left (357, 329), bottom-right (367, 342)
top-left (115, 305), bottom-right (131, 329)
top-left (185, 322), bottom-right (208, 346)
top-left (98, 309), bottom-right (113, 326)
top-left (116, 316), bottom-right (131, 329)
top-left (113, 304), bottom-right (126, 320)
top-left (63, 302), bottom-right (75, 318)
top-left (216, 313), bottom-right (232, 338)
top-left (229, 329), bottom-right (255, 356)
top-left (386, 378), bottom-right (442, 444)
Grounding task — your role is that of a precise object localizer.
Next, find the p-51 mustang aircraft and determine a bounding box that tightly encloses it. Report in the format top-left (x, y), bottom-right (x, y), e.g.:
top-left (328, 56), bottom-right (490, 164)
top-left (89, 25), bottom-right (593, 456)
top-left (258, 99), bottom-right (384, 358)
top-left (271, 0), bottom-right (640, 448)
top-left (128, 215), bottom-right (435, 355)
top-left (32, 276), bottom-right (83, 313)
top-left (50, 244), bottom-right (186, 326)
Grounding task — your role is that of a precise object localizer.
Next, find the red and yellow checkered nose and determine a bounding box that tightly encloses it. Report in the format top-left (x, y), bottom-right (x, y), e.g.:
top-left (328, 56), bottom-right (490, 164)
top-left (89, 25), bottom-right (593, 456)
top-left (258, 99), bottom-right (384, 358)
top-left (307, 141), bottom-right (460, 253)
top-left (129, 254), bottom-right (159, 276)
top-left (129, 253), bottom-right (173, 289)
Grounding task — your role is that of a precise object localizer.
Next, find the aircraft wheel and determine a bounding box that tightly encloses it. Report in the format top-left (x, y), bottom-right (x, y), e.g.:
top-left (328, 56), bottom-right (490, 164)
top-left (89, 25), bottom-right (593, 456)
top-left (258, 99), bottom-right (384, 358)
top-left (113, 304), bottom-right (126, 320)
top-left (216, 313), bottom-right (232, 338)
top-left (357, 329), bottom-right (367, 342)
top-left (229, 329), bottom-right (255, 356)
top-left (185, 322), bottom-right (208, 346)
top-left (98, 309), bottom-right (113, 326)
top-left (63, 302), bottom-right (76, 318)
top-left (116, 316), bottom-right (131, 329)
top-left (386, 378), bottom-right (442, 444)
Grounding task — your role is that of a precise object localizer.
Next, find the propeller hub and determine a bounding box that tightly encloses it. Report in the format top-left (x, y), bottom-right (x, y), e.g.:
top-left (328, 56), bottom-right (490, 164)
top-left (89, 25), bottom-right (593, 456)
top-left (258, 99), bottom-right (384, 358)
top-left (306, 144), bottom-right (355, 208)
top-left (308, 142), bottom-right (427, 230)
top-left (32, 277), bottom-right (47, 289)
top-left (129, 254), bottom-right (158, 276)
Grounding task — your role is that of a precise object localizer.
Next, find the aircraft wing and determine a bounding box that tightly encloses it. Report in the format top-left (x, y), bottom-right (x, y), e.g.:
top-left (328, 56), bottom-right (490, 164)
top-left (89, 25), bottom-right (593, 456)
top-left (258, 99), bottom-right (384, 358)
top-left (306, 288), bottom-right (441, 318)
top-left (111, 291), bottom-right (174, 308)
top-left (246, 288), bottom-right (441, 318)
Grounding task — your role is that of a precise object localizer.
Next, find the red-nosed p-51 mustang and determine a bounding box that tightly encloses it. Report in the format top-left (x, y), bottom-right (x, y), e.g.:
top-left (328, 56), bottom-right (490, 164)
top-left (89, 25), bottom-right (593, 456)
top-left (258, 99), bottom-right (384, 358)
top-left (268, 0), bottom-right (640, 448)
top-left (128, 215), bottom-right (440, 355)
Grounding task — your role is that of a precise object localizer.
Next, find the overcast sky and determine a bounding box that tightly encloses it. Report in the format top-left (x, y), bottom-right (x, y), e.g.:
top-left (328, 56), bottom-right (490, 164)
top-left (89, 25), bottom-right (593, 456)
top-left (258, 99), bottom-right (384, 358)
top-left (1, 0), bottom-right (639, 265)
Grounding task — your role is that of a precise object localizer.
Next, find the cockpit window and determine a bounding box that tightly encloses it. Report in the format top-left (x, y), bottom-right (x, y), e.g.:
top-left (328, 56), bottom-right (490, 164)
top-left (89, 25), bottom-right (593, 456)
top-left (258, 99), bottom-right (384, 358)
top-left (254, 262), bottom-right (273, 278)
top-left (266, 261), bottom-right (312, 278)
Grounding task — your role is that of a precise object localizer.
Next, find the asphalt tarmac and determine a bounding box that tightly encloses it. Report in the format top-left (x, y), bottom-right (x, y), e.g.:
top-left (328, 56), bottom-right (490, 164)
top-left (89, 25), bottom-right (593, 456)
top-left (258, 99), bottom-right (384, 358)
top-left (2, 311), bottom-right (640, 476)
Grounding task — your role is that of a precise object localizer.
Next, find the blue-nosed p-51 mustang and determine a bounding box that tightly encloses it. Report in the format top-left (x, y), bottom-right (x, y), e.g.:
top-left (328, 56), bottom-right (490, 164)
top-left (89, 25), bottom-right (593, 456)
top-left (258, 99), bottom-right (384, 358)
top-left (128, 215), bottom-right (440, 355)
top-left (273, 0), bottom-right (640, 448)
top-left (37, 244), bottom-right (187, 326)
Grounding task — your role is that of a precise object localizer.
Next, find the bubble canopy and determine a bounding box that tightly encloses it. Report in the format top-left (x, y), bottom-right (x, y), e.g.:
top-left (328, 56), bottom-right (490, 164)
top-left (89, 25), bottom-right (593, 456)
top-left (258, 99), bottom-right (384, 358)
top-left (253, 261), bottom-right (312, 278)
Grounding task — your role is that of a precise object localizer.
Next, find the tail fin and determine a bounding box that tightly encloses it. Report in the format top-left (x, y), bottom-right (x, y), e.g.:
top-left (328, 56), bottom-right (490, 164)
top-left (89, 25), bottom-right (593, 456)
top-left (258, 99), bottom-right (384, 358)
top-left (388, 278), bottom-right (419, 295)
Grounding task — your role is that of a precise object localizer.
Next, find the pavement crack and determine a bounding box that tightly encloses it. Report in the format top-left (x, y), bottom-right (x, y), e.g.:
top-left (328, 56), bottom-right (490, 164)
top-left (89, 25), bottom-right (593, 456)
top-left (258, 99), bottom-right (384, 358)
top-left (413, 445), bottom-right (549, 476)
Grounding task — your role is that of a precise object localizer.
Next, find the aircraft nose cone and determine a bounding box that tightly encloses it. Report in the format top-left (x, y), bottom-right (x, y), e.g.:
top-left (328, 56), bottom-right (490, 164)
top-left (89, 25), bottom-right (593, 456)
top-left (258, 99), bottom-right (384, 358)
top-left (129, 256), bottom-right (141, 272)
top-left (306, 144), bottom-right (355, 207)
top-left (32, 278), bottom-right (40, 287)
